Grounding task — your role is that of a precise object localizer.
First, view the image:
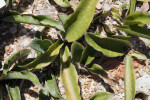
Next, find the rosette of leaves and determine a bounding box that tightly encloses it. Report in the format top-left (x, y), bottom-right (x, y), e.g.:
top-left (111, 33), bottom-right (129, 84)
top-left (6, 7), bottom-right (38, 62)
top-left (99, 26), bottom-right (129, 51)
top-left (0, 0), bottom-right (148, 99)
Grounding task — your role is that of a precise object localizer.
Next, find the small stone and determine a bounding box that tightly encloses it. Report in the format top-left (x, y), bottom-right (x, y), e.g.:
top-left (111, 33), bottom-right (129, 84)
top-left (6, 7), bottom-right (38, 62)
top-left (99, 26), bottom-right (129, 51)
top-left (136, 73), bottom-right (150, 94)
top-left (119, 79), bottom-right (124, 86)
top-left (99, 0), bottom-right (104, 3)
top-left (85, 89), bottom-right (89, 93)
top-left (96, 3), bottom-right (102, 10)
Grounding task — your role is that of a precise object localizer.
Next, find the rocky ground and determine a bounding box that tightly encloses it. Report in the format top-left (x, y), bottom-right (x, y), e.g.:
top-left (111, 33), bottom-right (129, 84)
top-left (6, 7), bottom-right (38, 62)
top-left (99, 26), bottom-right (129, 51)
top-left (1, 0), bottom-right (150, 100)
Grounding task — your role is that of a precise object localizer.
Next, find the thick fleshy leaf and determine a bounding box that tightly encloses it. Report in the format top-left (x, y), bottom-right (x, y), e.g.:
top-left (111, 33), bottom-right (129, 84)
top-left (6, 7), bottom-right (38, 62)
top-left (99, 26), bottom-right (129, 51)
top-left (85, 33), bottom-right (131, 57)
top-left (38, 89), bottom-right (49, 100)
top-left (87, 64), bottom-right (107, 76)
top-left (60, 46), bottom-right (81, 100)
top-left (54, 0), bottom-right (71, 7)
top-left (112, 35), bottom-right (131, 40)
top-left (58, 14), bottom-right (68, 24)
top-left (29, 39), bottom-right (52, 53)
top-left (131, 51), bottom-right (147, 60)
top-left (6, 85), bottom-right (21, 100)
top-left (71, 42), bottom-right (84, 63)
top-left (0, 11), bottom-right (64, 31)
top-left (125, 12), bottom-right (150, 25)
top-left (127, 0), bottom-right (136, 15)
top-left (2, 71), bottom-right (42, 88)
top-left (3, 49), bottom-right (30, 74)
top-left (125, 55), bottom-right (135, 100)
top-left (116, 25), bottom-right (150, 39)
top-left (61, 0), bottom-right (98, 42)
top-left (45, 70), bottom-right (63, 99)
top-left (19, 40), bottom-right (63, 69)
top-left (80, 45), bottom-right (97, 65)
top-left (89, 92), bottom-right (113, 100)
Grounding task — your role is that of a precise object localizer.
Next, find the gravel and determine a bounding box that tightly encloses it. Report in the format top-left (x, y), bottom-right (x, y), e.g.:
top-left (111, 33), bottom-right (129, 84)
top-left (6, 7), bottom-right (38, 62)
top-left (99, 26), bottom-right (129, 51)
top-left (1, 0), bottom-right (150, 99)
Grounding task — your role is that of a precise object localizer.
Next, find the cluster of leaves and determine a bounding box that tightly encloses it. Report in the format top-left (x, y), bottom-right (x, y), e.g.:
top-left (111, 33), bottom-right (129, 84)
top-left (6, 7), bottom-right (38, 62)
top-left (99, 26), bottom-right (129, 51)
top-left (0, 0), bottom-right (150, 100)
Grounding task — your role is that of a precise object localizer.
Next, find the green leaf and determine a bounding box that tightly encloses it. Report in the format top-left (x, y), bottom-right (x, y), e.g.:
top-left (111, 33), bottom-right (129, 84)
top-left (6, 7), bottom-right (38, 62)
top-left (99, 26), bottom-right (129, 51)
top-left (116, 25), bottom-right (150, 40)
top-left (60, 46), bottom-right (81, 100)
top-left (38, 89), bottom-right (50, 100)
top-left (125, 12), bottom-right (150, 25)
top-left (58, 14), bottom-right (68, 24)
top-left (102, 23), bottom-right (115, 36)
top-left (112, 35), bottom-right (131, 40)
top-left (87, 64), bottom-right (107, 77)
top-left (85, 33), bottom-right (131, 57)
top-left (29, 39), bottom-right (52, 53)
top-left (80, 45), bottom-right (97, 65)
top-left (0, 11), bottom-right (64, 31)
top-left (5, 0), bottom-right (14, 7)
top-left (6, 84), bottom-right (21, 100)
top-left (71, 42), bottom-right (84, 63)
top-left (35, 26), bottom-right (45, 39)
top-left (111, 8), bottom-right (120, 15)
top-left (112, 12), bottom-right (124, 23)
top-left (45, 70), bottom-right (63, 99)
top-left (2, 71), bottom-right (42, 88)
top-left (3, 49), bottom-right (31, 74)
top-left (89, 92), bottom-right (113, 100)
top-left (127, 0), bottom-right (136, 15)
top-left (54, 0), bottom-right (71, 7)
top-left (12, 58), bottom-right (35, 71)
top-left (19, 40), bottom-right (63, 69)
top-left (61, 0), bottom-right (99, 42)
top-left (125, 55), bottom-right (135, 100)
top-left (131, 51), bottom-right (147, 60)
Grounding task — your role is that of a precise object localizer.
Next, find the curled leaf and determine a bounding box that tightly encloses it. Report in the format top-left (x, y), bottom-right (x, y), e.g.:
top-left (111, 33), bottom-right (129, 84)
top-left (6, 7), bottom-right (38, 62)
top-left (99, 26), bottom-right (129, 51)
top-left (2, 71), bottom-right (42, 88)
top-left (125, 12), bottom-right (150, 25)
top-left (87, 64), bottom-right (107, 77)
top-left (85, 33), bottom-right (130, 57)
top-left (131, 51), bottom-right (147, 60)
top-left (116, 25), bottom-right (150, 40)
top-left (112, 35), bottom-right (131, 40)
top-left (20, 40), bottom-right (63, 69)
top-left (3, 49), bottom-right (30, 74)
